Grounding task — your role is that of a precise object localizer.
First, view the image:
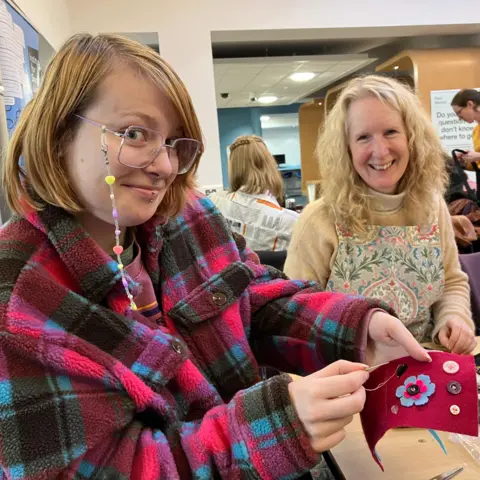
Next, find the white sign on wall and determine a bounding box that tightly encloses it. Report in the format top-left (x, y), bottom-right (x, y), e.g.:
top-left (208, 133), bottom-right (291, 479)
top-left (430, 88), bottom-right (480, 152)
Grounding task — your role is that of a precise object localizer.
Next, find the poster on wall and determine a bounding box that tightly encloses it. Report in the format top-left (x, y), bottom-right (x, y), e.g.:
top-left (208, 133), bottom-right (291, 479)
top-left (430, 88), bottom-right (480, 152)
top-left (0, 0), bottom-right (39, 135)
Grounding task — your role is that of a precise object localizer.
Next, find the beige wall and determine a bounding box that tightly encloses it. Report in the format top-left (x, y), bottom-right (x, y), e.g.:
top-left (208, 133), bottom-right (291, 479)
top-left (377, 49), bottom-right (480, 112)
top-left (14, 0), bottom-right (71, 49)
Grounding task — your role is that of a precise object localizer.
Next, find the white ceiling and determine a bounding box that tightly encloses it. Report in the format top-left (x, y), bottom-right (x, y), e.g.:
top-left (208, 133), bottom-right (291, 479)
top-left (211, 24), bottom-right (480, 44)
top-left (214, 54), bottom-right (376, 108)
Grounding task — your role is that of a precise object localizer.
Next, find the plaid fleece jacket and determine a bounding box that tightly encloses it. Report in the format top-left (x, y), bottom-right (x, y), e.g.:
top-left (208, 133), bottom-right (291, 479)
top-left (0, 192), bottom-right (381, 479)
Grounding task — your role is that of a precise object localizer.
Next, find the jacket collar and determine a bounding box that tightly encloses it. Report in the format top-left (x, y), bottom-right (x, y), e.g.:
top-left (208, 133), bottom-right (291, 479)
top-left (25, 202), bottom-right (167, 305)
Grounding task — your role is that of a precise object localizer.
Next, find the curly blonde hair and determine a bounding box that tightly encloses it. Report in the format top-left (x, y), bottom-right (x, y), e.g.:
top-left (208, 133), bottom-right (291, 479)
top-left (316, 75), bottom-right (448, 232)
top-left (229, 135), bottom-right (284, 201)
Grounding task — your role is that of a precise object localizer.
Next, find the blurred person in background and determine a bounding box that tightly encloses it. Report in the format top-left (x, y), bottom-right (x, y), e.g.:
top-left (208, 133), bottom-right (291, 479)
top-left (211, 135), bottom-right (299, 251)
top-left (451, 89), bottom-right (480, 169)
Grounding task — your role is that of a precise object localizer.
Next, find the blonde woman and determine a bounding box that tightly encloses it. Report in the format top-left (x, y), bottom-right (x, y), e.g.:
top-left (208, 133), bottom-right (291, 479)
top-left (286, 75), bottom-right (476, 353)
top-left (212, 135), bottom-right (299, 251)
top-left (0, 36), bottom-right (430, 478)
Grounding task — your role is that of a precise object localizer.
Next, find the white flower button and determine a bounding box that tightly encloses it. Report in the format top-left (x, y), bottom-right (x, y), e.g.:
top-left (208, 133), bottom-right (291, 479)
top-left (450, 405), bottom-right (460, 416)
top-left (443, 361), bottom-right (460, 375)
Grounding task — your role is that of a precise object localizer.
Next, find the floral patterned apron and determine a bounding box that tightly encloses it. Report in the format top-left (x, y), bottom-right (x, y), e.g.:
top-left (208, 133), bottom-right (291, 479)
top-left (327, 223), bottom-right (445, 342)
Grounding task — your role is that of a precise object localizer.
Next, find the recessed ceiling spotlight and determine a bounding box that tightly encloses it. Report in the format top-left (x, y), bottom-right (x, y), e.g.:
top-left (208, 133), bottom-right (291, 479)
top-left (257, 96), bottom-right (278, 104)
top-left (289, 72), bottom-right (316, 82)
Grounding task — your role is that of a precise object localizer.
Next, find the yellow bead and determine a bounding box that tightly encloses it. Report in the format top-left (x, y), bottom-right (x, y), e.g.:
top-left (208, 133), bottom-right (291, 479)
top-left (118, 263), bottom-right (124, 270)
top-left (105, 175), bottom-right (116, 185)
top-left (131, 302), bottom-right (138, 311)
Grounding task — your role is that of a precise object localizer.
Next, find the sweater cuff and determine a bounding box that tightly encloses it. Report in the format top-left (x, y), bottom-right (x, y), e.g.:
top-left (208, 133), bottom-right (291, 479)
top-left (355, 308), bottom-right (386, 364)
top-left (232, 373), bottom-right (320, 478)
top-left (322, 295), bottom-right (395, 365)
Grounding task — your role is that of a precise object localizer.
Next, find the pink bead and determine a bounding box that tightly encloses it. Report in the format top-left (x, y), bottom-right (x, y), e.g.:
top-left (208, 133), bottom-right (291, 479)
top-left (113, 245), bottom-right (123, 255)
top-left (112, 208), bottom-right (118, 219)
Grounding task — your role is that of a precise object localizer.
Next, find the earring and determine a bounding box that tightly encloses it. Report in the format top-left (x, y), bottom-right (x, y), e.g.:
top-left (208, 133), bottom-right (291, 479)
top-left (101, 126), bottom-right (137, 311)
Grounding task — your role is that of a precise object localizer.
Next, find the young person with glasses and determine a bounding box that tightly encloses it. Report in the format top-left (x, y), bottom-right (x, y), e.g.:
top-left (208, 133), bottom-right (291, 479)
top-left (0, 34), bottom-right (430, 479)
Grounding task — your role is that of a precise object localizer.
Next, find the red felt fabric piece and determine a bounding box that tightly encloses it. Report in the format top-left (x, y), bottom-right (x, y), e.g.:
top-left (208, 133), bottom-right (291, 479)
top-left (360, 352), bottom-right (478, 470)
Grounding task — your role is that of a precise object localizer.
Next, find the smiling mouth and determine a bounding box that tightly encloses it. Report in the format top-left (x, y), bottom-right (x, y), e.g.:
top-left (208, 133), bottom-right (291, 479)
top-left (124, 185), bottom-right (163, 200)
top-left (369, 160), bottom-right (395, 171)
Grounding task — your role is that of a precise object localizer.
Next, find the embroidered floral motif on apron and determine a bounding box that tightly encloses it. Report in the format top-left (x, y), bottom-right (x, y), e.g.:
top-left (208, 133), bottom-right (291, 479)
top-left (327, 223), bottom-right (445, 342)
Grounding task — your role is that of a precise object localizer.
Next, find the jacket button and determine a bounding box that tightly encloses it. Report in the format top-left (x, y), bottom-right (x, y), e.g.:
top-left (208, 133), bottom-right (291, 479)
top-left (447, 381), bottom-right (462, 395)
top-left (212, 292), bottom-right (227, 306)
top-left (171, 340), bottom-right (183, 354)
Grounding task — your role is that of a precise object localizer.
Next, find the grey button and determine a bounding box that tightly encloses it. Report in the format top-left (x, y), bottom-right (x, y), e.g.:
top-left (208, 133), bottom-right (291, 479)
top-left (447, 381), bottom-right (462, 395)
top-left (171, 340), bottom-right (183, 354)
top-left (407, 384), bottom-right (420, 396)
top-left (212, 292), bottom-right (227, 306)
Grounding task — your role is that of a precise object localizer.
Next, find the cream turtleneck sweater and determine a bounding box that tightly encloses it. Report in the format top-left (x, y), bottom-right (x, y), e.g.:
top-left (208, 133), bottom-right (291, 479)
top-left (284, 191), bottom-right (474, 340)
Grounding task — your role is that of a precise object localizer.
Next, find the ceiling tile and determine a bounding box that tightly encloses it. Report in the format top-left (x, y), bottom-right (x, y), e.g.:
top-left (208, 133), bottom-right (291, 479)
top-left (214, 54), bottom-right (376, 108)
top-left (214, 64), bottom-right (229, 75)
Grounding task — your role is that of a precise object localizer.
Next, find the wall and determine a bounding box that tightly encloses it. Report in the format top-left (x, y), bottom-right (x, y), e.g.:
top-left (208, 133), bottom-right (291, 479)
top-left (58, 0), bottom-right (480, 186)
top-left (66, 0), bottom-right (480, 33)
top-left (217, 103), bottom-right (301, 187)
top-left (376, 49), bottom-right (480, 112)
top-left (38, 33), bottom-right (55, 73)
top-left (13, 0), bottom-right (71, 49)
top-left (262, 127), bottom-right (300, 166)
top-left (299, 100), bottom-right (324, 193)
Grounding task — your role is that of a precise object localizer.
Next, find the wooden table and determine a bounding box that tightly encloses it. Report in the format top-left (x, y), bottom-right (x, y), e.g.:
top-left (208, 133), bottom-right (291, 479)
top-left (331, 338), bottom-right (480, 479)
top-left (332, 416), bottom-right (480, 479)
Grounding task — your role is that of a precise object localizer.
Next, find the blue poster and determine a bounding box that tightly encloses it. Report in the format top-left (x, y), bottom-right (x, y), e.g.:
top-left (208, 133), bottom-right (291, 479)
top-left (0, 0), bottom-right (39, 135)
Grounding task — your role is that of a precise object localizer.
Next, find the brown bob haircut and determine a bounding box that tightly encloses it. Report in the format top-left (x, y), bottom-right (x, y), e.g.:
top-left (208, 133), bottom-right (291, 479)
top-left (451, 89), bottom-right (480, 108)
top-left (2, 33), bottom-right (204, 218)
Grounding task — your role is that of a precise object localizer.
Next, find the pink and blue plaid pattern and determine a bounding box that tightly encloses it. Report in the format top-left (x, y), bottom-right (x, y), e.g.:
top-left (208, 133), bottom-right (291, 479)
top-left (0, 191), bottom-right (386, 479)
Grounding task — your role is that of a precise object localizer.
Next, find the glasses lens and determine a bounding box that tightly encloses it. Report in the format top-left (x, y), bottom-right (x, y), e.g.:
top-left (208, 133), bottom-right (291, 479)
top-left (170, 139), bottom-right (200, 174)
top-left (119, 126), bottom-right (161, 168)
top-left (118, 127), bottom-right (200, 173)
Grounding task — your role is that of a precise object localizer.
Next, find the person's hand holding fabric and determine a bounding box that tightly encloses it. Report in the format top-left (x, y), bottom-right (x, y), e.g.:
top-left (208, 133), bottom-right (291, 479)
top-left (438, 316), bottom-right (477, 354)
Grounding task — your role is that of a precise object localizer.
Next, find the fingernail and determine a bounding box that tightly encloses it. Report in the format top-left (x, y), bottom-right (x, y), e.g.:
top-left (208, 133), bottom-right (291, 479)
top-left (425, 353), bottom-right (432, 362)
